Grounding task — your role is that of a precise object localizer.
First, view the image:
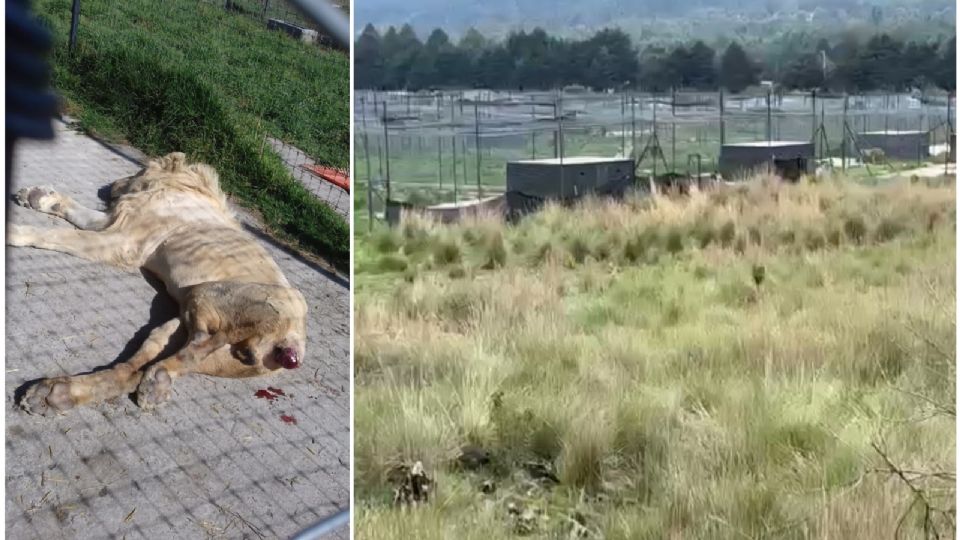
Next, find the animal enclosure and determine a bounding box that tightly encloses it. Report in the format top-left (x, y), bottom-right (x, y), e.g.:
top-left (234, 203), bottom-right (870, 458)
top-left (354, 88), bottom-right (954, 227)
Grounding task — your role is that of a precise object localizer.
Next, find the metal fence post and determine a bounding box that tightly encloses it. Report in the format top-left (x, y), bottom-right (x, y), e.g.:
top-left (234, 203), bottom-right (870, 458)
top-left (69, 0), bottom-right (81, 53)
top-left (474, 100), bottom-right (482, 200)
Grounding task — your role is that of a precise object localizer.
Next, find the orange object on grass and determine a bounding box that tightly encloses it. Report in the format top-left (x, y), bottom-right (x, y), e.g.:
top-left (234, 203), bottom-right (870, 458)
top-left (303, 164), bottom-right (350, 193)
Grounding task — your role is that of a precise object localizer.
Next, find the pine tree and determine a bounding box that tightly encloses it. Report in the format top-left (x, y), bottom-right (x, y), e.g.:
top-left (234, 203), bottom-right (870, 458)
top-left (719, 42), bottom-right (757, 93)
top-left (355, 24), bottom-right (384, 89)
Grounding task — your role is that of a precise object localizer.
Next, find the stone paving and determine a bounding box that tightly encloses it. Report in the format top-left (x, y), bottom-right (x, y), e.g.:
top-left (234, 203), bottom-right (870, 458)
top-left (6, 122), bottom-right (350, 539)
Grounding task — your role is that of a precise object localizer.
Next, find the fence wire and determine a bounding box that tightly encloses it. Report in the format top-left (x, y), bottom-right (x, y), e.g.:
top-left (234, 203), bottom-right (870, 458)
top-left (355, 88), bottom-right (954, 223)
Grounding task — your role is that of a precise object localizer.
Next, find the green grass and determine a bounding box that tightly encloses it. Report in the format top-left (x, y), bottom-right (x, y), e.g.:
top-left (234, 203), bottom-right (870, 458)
top-left (37, 0), bottom-right (349, 270)
top-left (355, 177), bottom-right (956, 538)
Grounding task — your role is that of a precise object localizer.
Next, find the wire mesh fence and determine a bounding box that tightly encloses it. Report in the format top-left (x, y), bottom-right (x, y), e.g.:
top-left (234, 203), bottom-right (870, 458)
top-left (354, 88), bottom-right (955, 225)
top-left (220, 0), bottom-right (349, 47)
top-left (269, 136), bottom-right (351, 219)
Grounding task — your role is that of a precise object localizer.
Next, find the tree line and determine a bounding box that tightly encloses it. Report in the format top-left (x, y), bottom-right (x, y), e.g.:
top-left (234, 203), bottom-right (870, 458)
top-left (355, 24), bottom-right (955, 93)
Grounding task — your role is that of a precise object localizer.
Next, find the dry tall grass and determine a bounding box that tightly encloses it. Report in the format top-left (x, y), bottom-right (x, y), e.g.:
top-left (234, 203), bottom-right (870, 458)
top-left (355, 175), bottom-right (956, 539)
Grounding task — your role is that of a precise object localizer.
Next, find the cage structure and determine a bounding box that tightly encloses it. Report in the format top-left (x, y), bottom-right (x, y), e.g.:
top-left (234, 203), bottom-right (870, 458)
top-left (718, 141), bottom-right (814, 180)
top-left (857, 130), bottom-right (930, 161)
top-left (505, 156), bottom-right (635, 214)
top-left (424, 195), bottom-right (506, 223)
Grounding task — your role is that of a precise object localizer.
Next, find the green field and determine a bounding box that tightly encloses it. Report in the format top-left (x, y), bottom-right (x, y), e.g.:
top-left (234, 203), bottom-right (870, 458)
top-left (37, 0), bottom-right (349, 270)
top-left (355, 175), bottom-right (956, 538)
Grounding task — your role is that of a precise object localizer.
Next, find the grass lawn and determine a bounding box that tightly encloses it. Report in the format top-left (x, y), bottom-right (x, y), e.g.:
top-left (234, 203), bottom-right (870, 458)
top-left (354, 175), bottom-right (955, 538)
top-left (36, 0), bottom-right (349, 270)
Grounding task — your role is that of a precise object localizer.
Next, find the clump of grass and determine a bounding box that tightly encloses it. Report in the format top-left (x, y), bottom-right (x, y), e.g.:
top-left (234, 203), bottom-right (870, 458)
top-left (875, 217), bottom-right (905, 242)
top-left (844, 215), bottom-right (867, 244)
top-left (374, 229), bottom-right (402, 253)
top-left (664, 227), bottom-right (685, 254)
top-left (559, 412), bottom-right (611, 492)
top-left (378, 253), bottom-right (409, 273)
top-left (692, 220), bottom-right (716, 248)
top-left (623, 228), bottom-right (658, 263)
top-left (481, 230), bottom-right (507, 269)
top-left (432, 238), bottom-right (462, 266)
top-left (567, 235), bottom-right (592, 264)
top-left (719, 220), bottom-right (737, 247)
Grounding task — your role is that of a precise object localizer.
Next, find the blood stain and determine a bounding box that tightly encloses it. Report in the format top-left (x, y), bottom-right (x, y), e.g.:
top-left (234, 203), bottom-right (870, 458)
top-left (255, 389), bottom-right (278, 401)
top-left (267, 387), bottom-right (285, 396)
top-left (280, 414), bottom-right (297, 425)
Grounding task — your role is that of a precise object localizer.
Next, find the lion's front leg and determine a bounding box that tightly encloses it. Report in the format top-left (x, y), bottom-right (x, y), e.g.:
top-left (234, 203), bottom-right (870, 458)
top-left (13, 186), bottom-right (111, 230)
top-left (21, 319), bottom-right (183, 416)
top-left (135, 330), bottom-right (235, 409)
top-left (7, 224), bottom-right (137, 268)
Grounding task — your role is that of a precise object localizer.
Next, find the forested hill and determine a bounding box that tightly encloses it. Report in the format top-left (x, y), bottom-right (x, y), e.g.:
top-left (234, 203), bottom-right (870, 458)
top-left (356, 25), bottom-right (956, 93)
top-left (356, 0), bottom-right (955, 39)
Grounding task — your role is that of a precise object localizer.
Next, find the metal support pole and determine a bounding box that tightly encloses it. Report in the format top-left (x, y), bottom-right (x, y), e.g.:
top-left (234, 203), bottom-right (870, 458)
top-left (652, 100), bottom-right (658, 178)
top-left (766, 89), bottom-right (772, 144)
top-left (719, 88), bottom-right (725, 146)
top-left (69, 0), bottom-right (81, 53)
top-left (290, 509), bottom-right (350, 540)
top-left (361, 96), bottom-right (373, 230)
top-left (811, 90), bottom-right (816, 145)
top-left (671, 122), bottom-right (676, 172)
top-left (474, 101), bottom-right (482, 200)
top-left (553, 96), bottom-right (560, 158)
top-left (621, 93), bottom-right (626, 156)
top-left (559, 93), bottom-right (565, 200)
top-left (454, 136), bottom-right (459, 203)
top-left (841, 94), bottom-right (848, 171)
top-left (437, 100), bottom-right (442, 189)
top-left (383, 101), bottom-right (391, 201)
top-left (461, 137), bottom-right (467, 197)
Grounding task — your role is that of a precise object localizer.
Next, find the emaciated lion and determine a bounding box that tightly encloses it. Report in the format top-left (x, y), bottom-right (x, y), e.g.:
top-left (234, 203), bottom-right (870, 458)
top-left (8, 152), bottom-right (307, 415)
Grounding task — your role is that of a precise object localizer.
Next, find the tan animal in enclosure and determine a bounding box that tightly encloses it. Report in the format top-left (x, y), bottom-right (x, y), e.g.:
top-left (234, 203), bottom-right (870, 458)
top-left (8, 152), bottom-right (307, 416)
